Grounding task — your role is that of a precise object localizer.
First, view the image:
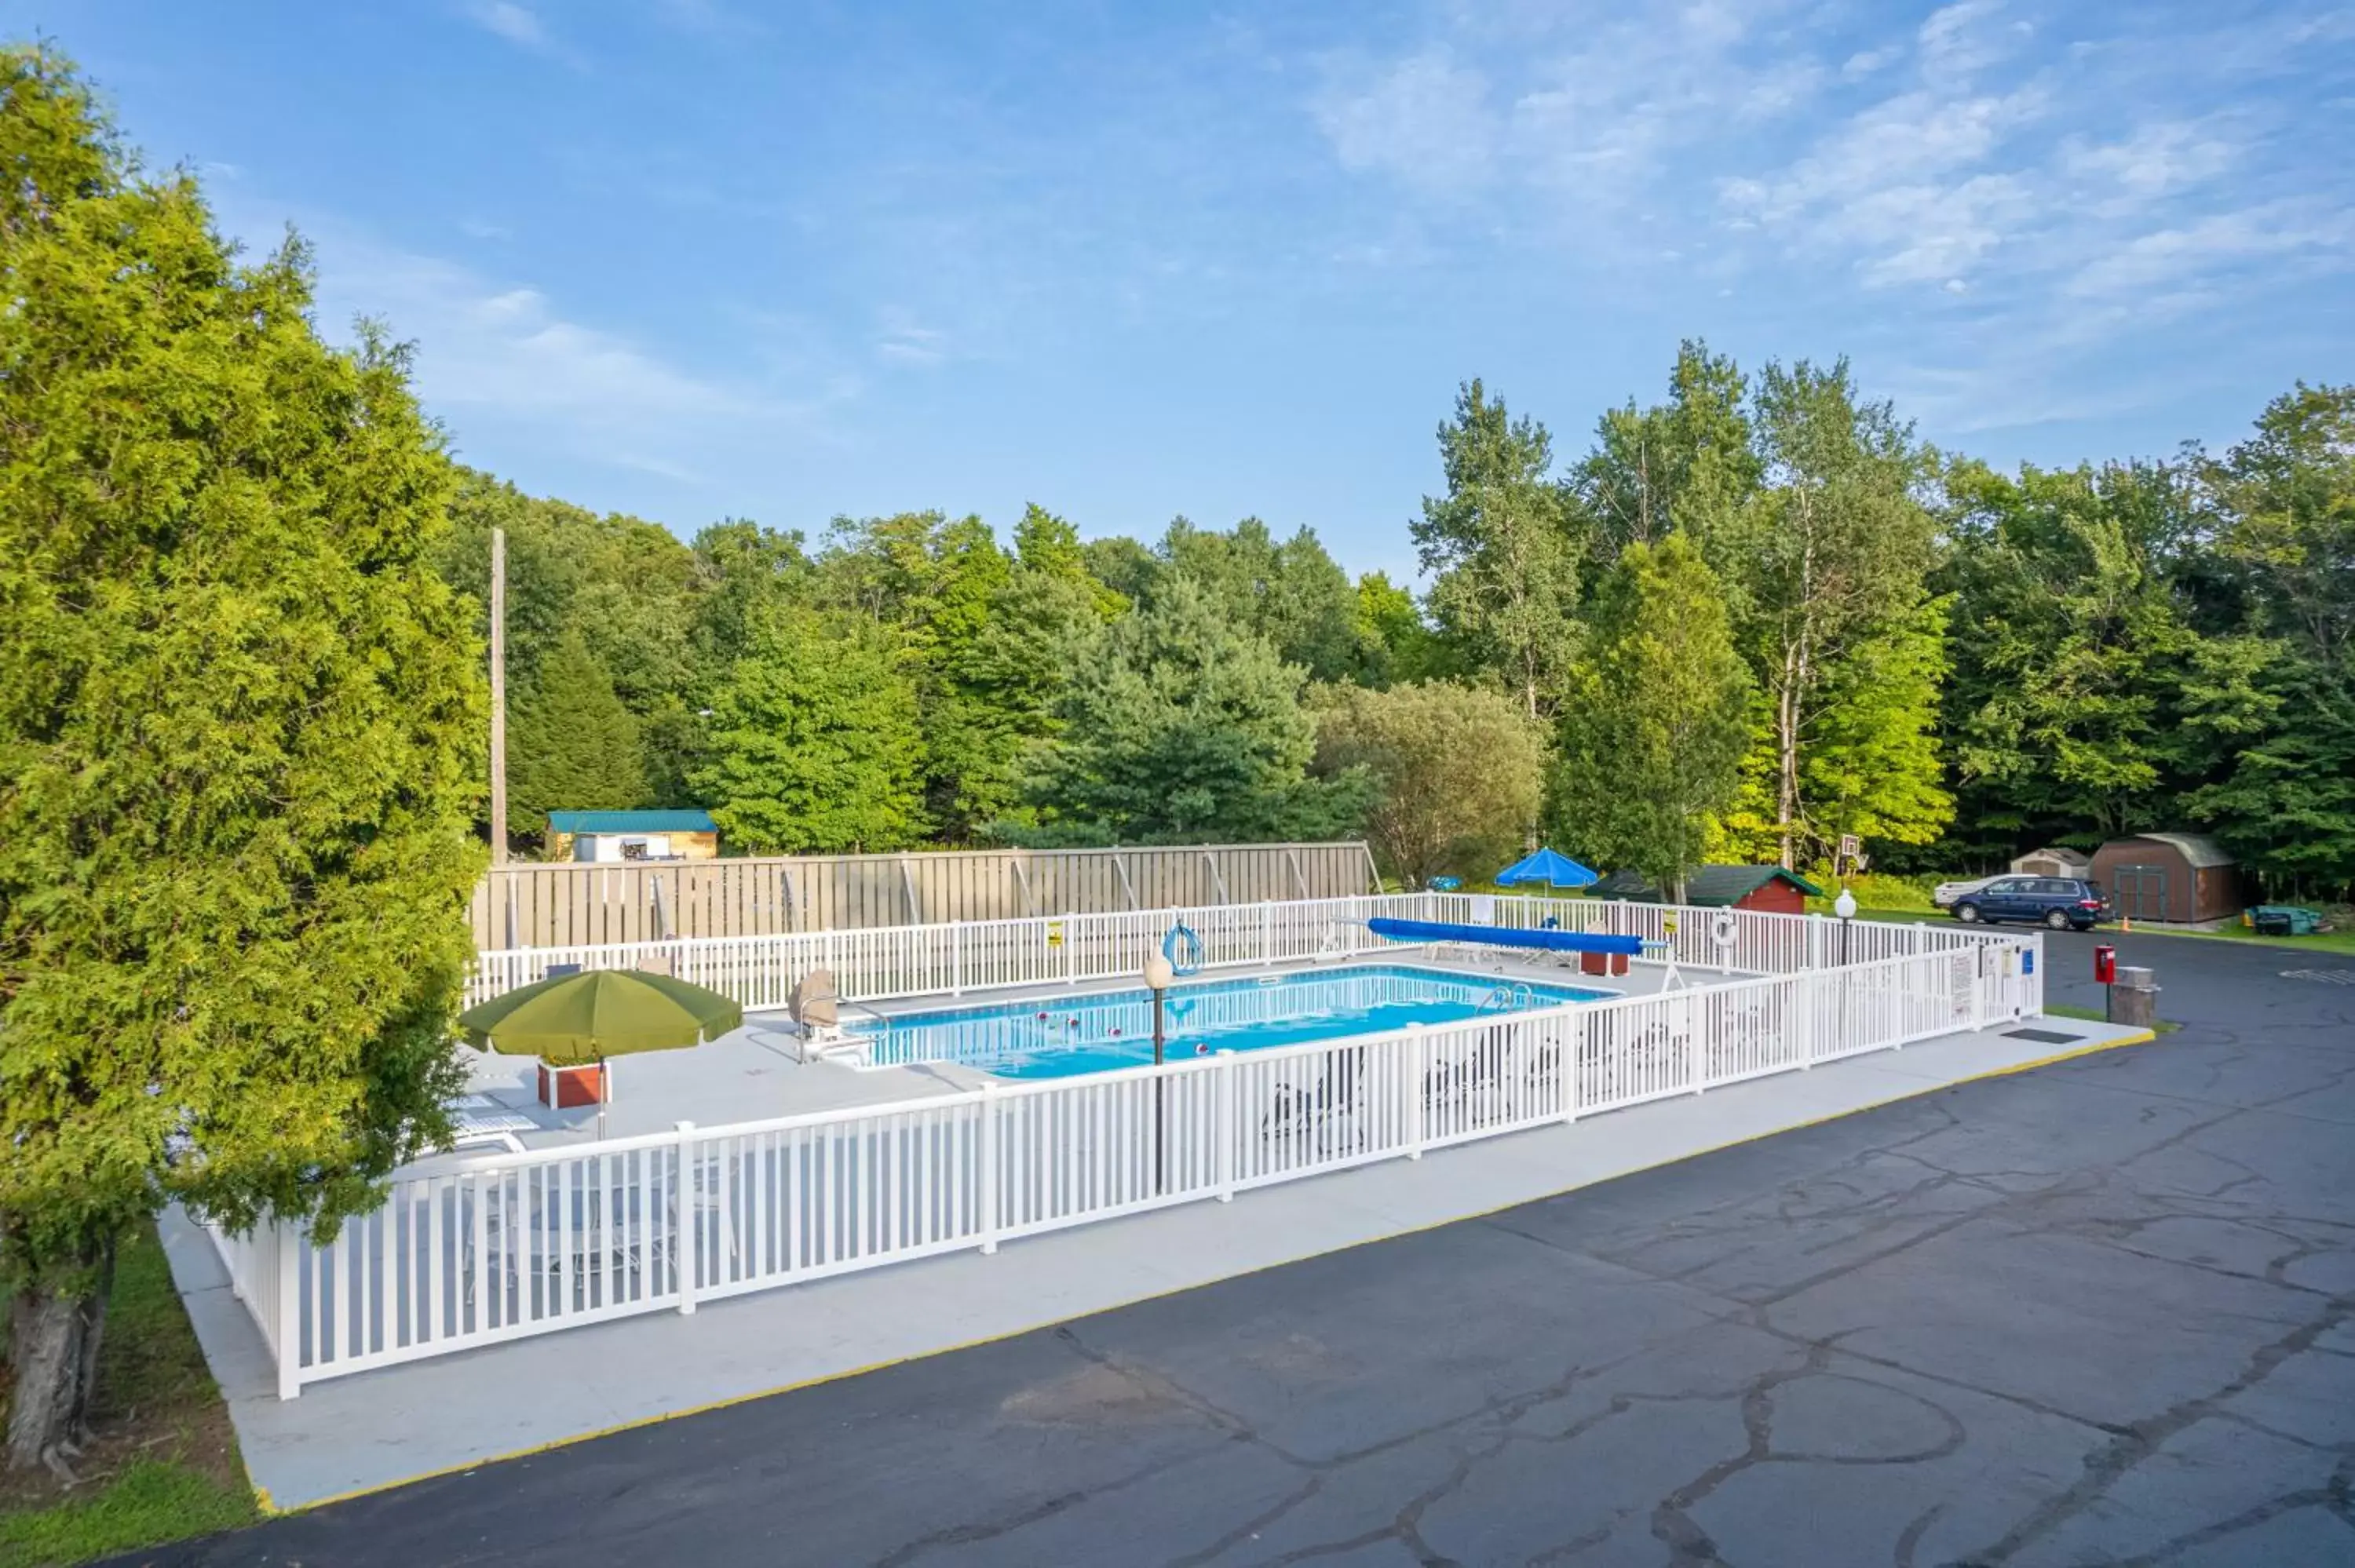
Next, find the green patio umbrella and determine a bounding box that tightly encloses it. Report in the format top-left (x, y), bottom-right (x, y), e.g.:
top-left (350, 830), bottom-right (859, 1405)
top-left (459, 969), bottom-right (743, 1136)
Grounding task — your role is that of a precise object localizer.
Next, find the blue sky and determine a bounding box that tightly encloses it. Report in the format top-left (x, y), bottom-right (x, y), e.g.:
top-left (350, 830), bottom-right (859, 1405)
top-left (24, 0), bottom-right (2355, 578)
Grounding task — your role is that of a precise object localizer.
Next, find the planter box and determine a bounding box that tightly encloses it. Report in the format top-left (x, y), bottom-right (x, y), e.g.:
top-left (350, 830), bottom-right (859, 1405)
top-left (539, 1063), bottom-right (605, 1108)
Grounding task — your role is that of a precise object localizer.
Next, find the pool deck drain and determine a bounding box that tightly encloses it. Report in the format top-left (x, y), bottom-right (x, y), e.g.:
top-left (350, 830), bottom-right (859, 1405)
top-left (164, 1012), bottom-right (2151, 1512)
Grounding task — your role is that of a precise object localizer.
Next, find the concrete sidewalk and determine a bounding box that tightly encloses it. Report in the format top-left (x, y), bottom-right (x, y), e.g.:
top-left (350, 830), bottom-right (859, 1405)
top-left (164, 1013), bottom-right (2149, 1512)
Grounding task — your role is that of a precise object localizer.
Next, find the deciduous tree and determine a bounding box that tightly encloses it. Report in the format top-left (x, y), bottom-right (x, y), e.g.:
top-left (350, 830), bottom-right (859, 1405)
top-left (1313, 682), bottom-right (1542, 887)
top-left (1415, 381), bottom-right (1583, 724)
top-left (1550, 537), bottom-right (1753, 900)
top-left (1710, 359), bottom-right (1952, 865)
top-left (691, 611), bottom-right (927, 853)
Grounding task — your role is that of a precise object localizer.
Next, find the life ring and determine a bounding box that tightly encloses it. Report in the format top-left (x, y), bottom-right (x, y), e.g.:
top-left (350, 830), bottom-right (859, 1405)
top-left (1162, 923), bottom-right (1203, 977)
top-left (1711, 910), bottom-right (1739, 948)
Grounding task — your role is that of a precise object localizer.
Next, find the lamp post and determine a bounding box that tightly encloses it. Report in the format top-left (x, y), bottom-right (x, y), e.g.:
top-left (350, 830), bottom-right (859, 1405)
top-left (1144, 953), bottom-right (1174, 1194)
top-left (1834, 885), bottom-right (1857, 965)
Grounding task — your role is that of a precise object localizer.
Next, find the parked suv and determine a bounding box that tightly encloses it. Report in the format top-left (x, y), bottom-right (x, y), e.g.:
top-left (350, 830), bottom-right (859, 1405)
top-left (1951, 877), bottom-right (2109, 930)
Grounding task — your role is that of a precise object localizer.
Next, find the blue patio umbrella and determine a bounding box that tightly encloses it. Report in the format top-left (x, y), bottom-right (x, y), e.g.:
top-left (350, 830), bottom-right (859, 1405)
top-left (1494, 847), bottom-right (1600, 889)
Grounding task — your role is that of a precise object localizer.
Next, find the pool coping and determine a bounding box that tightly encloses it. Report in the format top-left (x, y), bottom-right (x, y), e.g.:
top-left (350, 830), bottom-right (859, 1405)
top-left (838, 957), bottom-right (1638, 1077)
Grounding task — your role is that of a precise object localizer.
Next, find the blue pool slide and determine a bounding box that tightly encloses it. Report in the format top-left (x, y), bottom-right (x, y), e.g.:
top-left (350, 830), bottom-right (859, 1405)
top-left (1366, 916), bottom-right (1645, 957)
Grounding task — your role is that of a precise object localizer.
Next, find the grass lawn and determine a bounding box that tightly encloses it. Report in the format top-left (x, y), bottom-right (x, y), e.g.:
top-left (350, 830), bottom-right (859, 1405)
top-left (0, 1220), bottom-right (257, 1567)
top-left (2046, 1001), bottom-right (2182, 1034)
top-left (2145, 921), bottom-right (2355, 957)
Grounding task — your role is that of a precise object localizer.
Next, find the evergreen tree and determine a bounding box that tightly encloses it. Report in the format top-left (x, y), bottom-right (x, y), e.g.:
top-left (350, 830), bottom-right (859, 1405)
top-left (508, 630), bottom-right (649, 840)
top-left (0, 47), bottom-right (481, 1469)
top-left (691, 610), bottom-right (927, 853)
top-left (1550, 537), bottom-right (1753, 899)
top-left (1023, 577), bottom-right (1372, 843)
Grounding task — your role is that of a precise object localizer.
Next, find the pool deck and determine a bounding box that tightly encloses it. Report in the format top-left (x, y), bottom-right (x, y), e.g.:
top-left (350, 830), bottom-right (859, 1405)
top-left (162, 986), bottom-right (2148, 1513)
top-left (426, 950), bottom-right (1709, 1156)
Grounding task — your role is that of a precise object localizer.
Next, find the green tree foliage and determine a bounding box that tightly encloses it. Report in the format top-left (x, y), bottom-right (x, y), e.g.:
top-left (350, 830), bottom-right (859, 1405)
top-left (1550, 537), bottom-right (1752, 899)
top-left (1313, 682), bottom-right (1542, 886)
top-left (1939, 460), bottom-right (2215, 845)
top-left (507, 629), bottom-right (649, 839)
top-left (1708, 359), bottom-right (1952, 865)
top-left (1159, 516), bottom-right (1370, 681)
top-left (691, 610), bottom-right (926, 853)
top-left (0, 46), bottom-right (480, 1468)
top-left (1415, 381), bottom-right (1583, 721)
top-left (1074, 516), bottom-right (1372, 683)
top-left (1351, 571), bottom-right (1450, 687)
top-left (437, 469), bottom-right (699, 712)
top-left (1572, 340), bottom-right (1759, 563)
top-left (1020, 577), bottom-right (1372, 843)
top-left (2185, 385), bottom-right (2355, 891)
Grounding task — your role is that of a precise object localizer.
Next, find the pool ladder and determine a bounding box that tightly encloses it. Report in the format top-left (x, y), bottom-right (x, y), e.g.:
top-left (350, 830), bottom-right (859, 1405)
top-left (1477, 983), bottom-right (1535, 1015)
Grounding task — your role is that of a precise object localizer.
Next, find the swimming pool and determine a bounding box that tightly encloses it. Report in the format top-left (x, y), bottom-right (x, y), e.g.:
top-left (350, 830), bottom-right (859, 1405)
top-left (842, 964), bottom-right (1612, 1079)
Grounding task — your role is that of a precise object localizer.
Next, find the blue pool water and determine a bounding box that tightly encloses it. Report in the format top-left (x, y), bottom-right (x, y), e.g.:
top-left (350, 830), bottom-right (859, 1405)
top-left (843, 964), bottom-right (1612, 1080)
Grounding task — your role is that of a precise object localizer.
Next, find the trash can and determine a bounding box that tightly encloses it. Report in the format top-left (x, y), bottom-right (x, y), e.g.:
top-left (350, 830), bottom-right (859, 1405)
top-left (2109, 965), bottom-right (2159, 1027)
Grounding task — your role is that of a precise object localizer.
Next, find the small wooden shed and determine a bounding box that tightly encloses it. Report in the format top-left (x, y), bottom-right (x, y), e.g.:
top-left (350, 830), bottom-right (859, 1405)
top-left (546, 809), bottom-right (721, 864)
top-left (1588, 866), bottom-right (1825, 913)
top-left (2089, 833), bottom-right (2240, 924)
top-left (2009, 846), bottom-right (2092, 878)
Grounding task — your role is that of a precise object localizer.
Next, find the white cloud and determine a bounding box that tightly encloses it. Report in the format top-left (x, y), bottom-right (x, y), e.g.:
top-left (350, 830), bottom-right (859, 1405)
top-left (1915, 0), bottom-right (2027, 80)
top-left (1842, 46), bottom-right (1900, 79)
top-left (277, 226), bottom-right (840, 484)
top-left (1312, 48), bottom-right (1499, 195)
top-left (467, 2), bottom-right (550, 50)
top-left (2065, 202), bottom-right (2355, 302)
top-left (874, 312), bottom-right (949, 366)
top-left (1718, 87), bottom-right (2046, 284)
top-left (2061, 121), bottom-right (2236, 206)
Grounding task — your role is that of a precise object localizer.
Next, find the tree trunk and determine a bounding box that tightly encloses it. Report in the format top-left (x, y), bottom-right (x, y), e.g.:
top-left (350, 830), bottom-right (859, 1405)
top-left (6, 1234), bottom-right (115, 1475)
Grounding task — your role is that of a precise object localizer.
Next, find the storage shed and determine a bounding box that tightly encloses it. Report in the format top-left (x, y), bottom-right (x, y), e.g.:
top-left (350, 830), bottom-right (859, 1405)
top-left (2009, 845), bottom-right (2092, 878)
top-left (546, 809), bottom-right (720, 864)
top-left (2089, 833), bottom-right (2240, 924)
top-left (1588, 865), bottom-right (1826, 913)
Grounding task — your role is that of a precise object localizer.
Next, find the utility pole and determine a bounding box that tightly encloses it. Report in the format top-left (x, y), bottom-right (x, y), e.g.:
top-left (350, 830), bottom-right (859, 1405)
top-left (489, 526), bottom-right (509, 866)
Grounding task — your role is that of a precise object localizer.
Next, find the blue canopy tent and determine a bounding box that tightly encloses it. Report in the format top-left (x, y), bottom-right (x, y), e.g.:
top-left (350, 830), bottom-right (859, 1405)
top-left (1494, 847), bottom-right (1599, 889)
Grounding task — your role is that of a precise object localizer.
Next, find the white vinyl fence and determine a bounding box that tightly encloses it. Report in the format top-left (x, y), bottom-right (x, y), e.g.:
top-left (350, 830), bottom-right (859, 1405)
top-left (465, 892), bottom-right (2038, 1014)
top-left (215, 921), bottom-right (2039, 1398)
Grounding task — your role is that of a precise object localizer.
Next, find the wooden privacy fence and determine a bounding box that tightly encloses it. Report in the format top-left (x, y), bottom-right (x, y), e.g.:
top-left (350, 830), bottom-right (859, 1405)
top-left (470, 841), bottom-right (1380, 949)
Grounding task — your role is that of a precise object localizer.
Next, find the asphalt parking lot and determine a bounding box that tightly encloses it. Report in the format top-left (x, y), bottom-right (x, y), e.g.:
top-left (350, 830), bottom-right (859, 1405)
top-left (142, 928), bottom-right (2354, 1567)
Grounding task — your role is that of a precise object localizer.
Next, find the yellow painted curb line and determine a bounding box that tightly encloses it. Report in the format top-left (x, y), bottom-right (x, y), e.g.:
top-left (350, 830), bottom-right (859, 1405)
top-left (258, 1024), bottom-right (2160, 1517)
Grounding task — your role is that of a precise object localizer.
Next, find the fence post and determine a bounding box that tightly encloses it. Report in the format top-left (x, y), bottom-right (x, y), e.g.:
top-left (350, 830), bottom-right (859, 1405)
top-left (1799, 972), bottom-right (1816, 1068)
top-left (1215, 1051), bottom-right (1236, 1202)
top-left (275, 1220), bottom-right (302, 1401)
top-left (1261, 902), bottom-right (1273, 967)
top-left (1688, 992), bottom-right (1704, 1095)
top-left (1561, 1016), bottom-right (1582, 1125)
top-left (675, 1121), bottom-right (699, 1315)
top-left (978, 1084), bottom-right (1000, 1253)
top-left (952, 922), bottom-right (964, 996)
top-left (1405, 1025), bottom-right (1426, 1160)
